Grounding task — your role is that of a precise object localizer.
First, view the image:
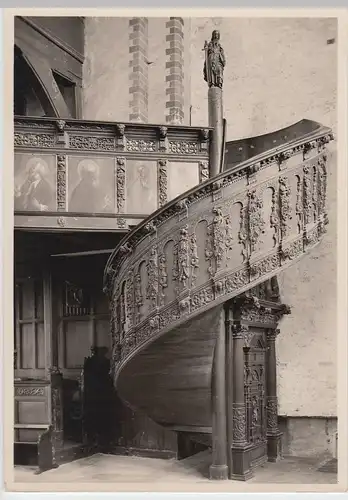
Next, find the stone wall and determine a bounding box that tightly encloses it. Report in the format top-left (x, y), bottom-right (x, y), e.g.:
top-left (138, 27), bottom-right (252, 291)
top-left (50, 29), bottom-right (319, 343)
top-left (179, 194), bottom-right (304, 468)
top-left (82, 16), bottom-right (337, 418)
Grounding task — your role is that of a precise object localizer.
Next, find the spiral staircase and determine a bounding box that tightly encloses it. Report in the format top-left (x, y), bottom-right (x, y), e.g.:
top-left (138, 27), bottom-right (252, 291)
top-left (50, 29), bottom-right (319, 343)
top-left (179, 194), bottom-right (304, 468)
top-left (103, 119), bottom-right (333, 480)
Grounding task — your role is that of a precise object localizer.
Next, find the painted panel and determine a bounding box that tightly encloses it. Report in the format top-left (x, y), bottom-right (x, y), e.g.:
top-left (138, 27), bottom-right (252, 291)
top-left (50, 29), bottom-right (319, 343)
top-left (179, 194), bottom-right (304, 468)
top-left (167, 162), bottom-right (199, 201)
top-left (14, 153), bottom-right (56, 212)
top-left (67, 156), bottom-right (115, 214)
top-left (126, 160), bottom-right (157, 214)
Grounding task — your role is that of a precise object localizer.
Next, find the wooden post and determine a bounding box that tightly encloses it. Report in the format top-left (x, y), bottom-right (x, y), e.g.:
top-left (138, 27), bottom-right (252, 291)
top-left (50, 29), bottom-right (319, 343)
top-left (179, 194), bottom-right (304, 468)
top-left (230, 323), bottom-right (253, 480)
top-left (266, 328), bottom-right (282, 461)
top-left (43, 268), bottom-right (63, 449)
top-left (209, 309), bottom-right (228, 480)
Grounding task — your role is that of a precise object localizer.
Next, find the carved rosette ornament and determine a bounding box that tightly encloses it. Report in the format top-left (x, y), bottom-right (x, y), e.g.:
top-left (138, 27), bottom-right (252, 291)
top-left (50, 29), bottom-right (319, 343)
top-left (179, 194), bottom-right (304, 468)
top-left (247, 190), bottom-right (265, 253)
top-left (116, 157), bottom-right (126, 213)
top-left (146, 246), bottom-right (159, 311)
top-left (279, 176), bottom-right (292, 239)
top-left (158, 159), bottom-right (168, 208)
top-left (56, 155), bottom-right (66, 211)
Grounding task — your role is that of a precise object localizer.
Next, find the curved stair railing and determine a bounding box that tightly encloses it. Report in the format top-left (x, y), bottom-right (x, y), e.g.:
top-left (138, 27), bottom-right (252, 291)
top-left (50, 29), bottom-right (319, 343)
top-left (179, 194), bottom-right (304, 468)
top-left (103, 119), bottom-right (333, 476)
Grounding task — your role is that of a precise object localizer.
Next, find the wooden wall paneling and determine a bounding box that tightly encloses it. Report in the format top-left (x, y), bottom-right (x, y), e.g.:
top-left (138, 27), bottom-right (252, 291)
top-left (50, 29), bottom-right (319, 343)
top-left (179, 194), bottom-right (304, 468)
top-left (15, 277), bottom-right (46, 379)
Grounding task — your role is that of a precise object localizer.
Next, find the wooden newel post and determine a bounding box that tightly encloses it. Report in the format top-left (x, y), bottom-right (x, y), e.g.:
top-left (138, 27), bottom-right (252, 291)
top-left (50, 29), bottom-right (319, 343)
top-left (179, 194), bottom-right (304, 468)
top-left (266, 328), bottom-right (282, 461)
top-left (209, 310), bottom-right (228, 480)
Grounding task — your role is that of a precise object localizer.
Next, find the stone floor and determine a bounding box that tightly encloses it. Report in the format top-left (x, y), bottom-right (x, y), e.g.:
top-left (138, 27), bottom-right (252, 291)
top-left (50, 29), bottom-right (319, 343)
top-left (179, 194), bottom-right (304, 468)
top-left (12, 451), bottom-right (337, 486)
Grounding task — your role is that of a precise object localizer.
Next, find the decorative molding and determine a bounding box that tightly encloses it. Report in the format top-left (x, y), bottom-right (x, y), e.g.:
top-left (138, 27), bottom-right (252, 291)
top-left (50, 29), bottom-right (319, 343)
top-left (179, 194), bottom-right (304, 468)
top-left (69, 135), bottom-right (115, 151)
top-left (169, 141), bottom-right (198, 155)
top-left (190, 233), bottom-right (199, 287)
top-left (266, 397), bottom-right (279, 432)
top-left (126, 139), bottom-right (156, 153)
top-left (247, 190), bottom-right (265, 253)
top-left (303, 165), bottom-right (312, 226)
top-left (116, 157), bottom-right (126, 213)
top-left (199, 160), bottom-right (209, 183)
top-left (279, 176), bottom-right (292, 239)
top-left (232, 403), bottom-right (247, 444)
top-left (15, 387), bottom-right (45, 397)
top-left (14, 133), bottom-right (55, 148)
top-left (177, 225), bottom-right (190, 291)
top-left (158, 159), bottom-right (168, 208)
top-left (56, 155), bottom-right (66, 211)
top-left (146, 246), bottom-right (159, 311)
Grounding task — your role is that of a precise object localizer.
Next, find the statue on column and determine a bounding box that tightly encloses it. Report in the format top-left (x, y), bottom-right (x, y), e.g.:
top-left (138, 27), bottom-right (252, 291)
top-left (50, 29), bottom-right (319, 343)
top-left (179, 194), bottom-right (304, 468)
top-left (203, 30), bottom-right (226, 89)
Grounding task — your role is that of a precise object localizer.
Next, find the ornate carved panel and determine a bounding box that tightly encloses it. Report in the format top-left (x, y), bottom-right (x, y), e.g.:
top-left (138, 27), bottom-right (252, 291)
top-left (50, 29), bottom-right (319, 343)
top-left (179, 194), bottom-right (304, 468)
top-left (244, 332), bottom-right (267, 446)
top-left (56, 155), bottom-right (66, 211)
top-left (158, 159), bottom-right (168, 208)
top-left (116, 157), bottom-right (126, 213)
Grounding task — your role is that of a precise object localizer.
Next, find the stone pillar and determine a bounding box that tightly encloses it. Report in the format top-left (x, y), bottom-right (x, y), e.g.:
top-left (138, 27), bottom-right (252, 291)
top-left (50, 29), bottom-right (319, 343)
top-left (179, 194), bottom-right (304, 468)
top-left (208, 86), bottom-right (224, 177)
top-left (230, 323), bottom-right (252, 480)
top-left (165, 17), bottom-right (185, 124)
top-left (266, 328), bottom-right (282, 461)
top-left (209, 310), bottom-right (228, 480)
top-left (129, 17), bottom-right (149, 122)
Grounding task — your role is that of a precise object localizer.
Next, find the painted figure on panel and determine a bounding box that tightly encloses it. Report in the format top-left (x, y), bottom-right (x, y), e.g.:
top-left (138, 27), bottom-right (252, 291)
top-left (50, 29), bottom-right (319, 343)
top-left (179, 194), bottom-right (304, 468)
top-left (69, 159), bottom-right (112, 213)
top-left (14, 157), bottom-right (55, 211)
top-left (203, 30), bottom-right (226, 89)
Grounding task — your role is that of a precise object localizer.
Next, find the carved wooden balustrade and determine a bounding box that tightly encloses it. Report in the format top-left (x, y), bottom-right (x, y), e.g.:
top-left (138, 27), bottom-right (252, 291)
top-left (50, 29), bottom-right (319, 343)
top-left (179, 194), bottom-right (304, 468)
top-left (104, 120), bottom-right (333, 382)
top-left (14, 117), bottom-right (211, 231)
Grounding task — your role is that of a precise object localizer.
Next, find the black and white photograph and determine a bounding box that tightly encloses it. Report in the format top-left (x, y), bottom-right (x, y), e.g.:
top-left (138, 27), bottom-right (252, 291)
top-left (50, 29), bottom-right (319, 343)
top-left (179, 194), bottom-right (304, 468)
top-left (2, 9), bottom-right (347, 493)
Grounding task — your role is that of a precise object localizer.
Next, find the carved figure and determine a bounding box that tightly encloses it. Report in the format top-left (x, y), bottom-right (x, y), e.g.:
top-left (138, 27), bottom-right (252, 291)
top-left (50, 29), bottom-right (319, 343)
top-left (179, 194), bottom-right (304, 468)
top-left (203, 30), bottom-right (226, 89)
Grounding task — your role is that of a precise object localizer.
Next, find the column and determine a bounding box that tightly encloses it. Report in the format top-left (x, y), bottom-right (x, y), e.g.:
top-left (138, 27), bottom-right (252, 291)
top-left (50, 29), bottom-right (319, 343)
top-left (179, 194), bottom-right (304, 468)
top-left (266, 328), bottom-right (282, 461)
top-left (230, 323), bottom-right (253, 480)
top-left (208, 86), bottom-right (224, 177)
top-left (209, 310), bottom-right (228, 480)
top-left (165, 17), bottom-right (185, 124)
top-left (129, 17), bottom-right (149, 122)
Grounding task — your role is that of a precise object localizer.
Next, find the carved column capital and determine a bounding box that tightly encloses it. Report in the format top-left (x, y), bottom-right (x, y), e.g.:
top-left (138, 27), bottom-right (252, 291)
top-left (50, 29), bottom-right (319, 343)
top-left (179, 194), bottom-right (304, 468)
top-left (267, 328), bottom-right (280, 342)
top-left (231, 322), bottom-right (248, 340)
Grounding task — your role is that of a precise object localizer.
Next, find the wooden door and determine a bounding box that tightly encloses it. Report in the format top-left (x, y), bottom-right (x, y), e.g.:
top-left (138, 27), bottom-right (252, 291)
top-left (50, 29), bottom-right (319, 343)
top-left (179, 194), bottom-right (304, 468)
top-left (244, 328), bottom-right (267, 468)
